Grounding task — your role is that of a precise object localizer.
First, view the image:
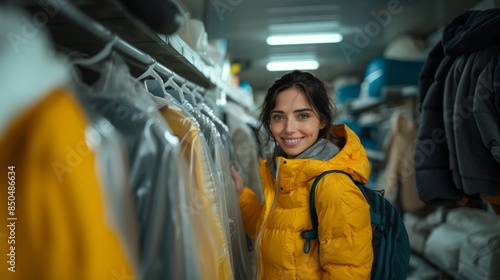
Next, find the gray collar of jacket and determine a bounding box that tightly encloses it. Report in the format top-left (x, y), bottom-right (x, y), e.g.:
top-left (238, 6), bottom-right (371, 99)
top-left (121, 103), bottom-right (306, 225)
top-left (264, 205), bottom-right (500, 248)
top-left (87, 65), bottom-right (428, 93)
top-left (270, 138), bottom-right (340, 176)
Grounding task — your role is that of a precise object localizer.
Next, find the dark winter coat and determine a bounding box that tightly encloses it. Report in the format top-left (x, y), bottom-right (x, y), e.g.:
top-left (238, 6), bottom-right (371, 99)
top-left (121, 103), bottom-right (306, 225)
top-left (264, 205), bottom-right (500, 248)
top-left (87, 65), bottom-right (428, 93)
top-left (415, 9), bottom-right (500, 204)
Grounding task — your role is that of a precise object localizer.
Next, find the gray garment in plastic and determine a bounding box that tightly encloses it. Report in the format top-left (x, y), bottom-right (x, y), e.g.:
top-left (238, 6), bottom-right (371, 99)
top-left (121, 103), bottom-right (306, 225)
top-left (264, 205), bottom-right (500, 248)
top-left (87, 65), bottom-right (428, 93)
top-left (91, 97), bottom-right (177, 280)
top-left (72, 53), bottom-right (198, 280)
top-left (223, 101), bottom-right (264, 202)
top-left (67, 97), bottom-right (142, 276)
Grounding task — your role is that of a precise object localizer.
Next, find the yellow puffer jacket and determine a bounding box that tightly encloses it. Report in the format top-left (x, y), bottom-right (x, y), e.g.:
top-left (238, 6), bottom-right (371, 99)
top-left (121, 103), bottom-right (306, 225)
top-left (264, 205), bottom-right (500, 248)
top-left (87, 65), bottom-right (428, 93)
top-left (239, 124), bottom-right (373, 280)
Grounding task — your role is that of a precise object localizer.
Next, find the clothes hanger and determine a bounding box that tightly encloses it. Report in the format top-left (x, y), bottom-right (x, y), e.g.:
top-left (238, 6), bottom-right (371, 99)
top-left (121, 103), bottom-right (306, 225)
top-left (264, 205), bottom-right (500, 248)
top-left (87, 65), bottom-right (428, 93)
top-left (181, 83), bottom-right (198, 107)
top-left (163, 75), bottom-right (185, 103)
top-left (135, 58), bottom-right (163, 84)
top-left (192, 87), bottom-right (205, 105)
top-left (71, 34), bottom-right (119, 66)
top-left (135, 59), bottom-right (169, 98)
top-left (70, 34), bottom-right (119, 86)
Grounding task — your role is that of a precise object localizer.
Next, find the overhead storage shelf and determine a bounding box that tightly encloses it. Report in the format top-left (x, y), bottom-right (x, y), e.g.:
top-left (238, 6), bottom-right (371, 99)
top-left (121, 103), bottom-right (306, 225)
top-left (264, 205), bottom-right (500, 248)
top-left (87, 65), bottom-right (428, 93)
top-left (348, 85), bottom-right (419, 116)
top-left (17, 0), bottom-right (254, 109)
top-left (21, 0), bottom-right (213, 89)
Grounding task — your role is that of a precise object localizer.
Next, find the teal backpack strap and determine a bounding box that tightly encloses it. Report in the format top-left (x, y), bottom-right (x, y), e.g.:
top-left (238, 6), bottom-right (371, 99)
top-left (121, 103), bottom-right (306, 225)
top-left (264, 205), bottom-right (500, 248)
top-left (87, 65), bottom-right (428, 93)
top-left (301, 170), bottom-right (355, 253)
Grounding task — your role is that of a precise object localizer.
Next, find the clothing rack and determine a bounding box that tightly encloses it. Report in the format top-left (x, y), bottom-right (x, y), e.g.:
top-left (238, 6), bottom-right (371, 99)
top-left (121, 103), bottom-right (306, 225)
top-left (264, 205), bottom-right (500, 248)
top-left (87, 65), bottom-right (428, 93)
top-left (57, 1), bottom-right (206, 94)
top-left (14, 0), bottom-right (254, 110)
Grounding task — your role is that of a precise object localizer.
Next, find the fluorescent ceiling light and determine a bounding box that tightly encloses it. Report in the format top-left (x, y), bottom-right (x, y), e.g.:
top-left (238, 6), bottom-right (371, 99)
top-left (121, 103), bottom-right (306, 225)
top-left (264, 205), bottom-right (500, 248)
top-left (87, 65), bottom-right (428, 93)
top-left (266, 33), bottom-right (343, 45)
top-left (266, 60), bottom-right (319, 71)
top-left (269, 21), bottom-right (340, 33)
top-left (267, 4), bottom-right (339, 14)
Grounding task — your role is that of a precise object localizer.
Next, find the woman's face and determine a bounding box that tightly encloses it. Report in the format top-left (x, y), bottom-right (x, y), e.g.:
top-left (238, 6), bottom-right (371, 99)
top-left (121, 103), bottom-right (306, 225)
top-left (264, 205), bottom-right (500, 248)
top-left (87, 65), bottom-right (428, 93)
top-left (270, 87), bottom-right (325, 158)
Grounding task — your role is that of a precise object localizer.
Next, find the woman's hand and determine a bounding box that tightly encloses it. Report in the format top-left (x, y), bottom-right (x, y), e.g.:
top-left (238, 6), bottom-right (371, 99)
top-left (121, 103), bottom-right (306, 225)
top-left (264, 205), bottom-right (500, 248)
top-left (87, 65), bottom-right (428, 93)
top-left (231, 166), bottom-right (245, 197)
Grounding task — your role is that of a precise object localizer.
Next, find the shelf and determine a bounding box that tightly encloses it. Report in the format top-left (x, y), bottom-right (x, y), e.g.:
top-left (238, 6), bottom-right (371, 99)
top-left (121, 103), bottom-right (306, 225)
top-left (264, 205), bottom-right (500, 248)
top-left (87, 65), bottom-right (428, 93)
top-left (17, 0), bottom-right (255, 109)
top-left (348, 85), bottom-right (418, 116)
top-left (365, 148), bottom-right (385, 162)
top-left (21, 0), bottom-right (216, 89)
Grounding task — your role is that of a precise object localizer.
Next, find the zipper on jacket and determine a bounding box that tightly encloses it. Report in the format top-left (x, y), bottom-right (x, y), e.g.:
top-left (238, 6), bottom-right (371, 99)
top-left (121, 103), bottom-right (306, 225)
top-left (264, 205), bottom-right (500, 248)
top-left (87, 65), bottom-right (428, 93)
top-left (254, 159), bottom-right (281, 279)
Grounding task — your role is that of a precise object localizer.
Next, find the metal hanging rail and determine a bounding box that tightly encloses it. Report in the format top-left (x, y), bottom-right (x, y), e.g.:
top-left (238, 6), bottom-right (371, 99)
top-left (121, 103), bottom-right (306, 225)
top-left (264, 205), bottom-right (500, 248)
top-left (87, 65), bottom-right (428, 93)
top-left (57, 0), bottom-right (205, 93)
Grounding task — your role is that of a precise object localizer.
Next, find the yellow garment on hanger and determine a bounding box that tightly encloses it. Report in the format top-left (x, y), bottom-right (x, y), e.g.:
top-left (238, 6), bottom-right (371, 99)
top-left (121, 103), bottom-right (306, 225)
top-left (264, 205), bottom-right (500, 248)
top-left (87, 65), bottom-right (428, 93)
top-left (0, 88), bottom-right (135, 280)
top-left (159, 105), bottom-right (233, 280)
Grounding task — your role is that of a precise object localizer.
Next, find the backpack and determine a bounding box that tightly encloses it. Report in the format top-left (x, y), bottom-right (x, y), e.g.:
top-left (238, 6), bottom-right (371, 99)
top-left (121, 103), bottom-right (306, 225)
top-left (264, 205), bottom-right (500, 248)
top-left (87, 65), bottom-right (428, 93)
top-left (301, 170), bottom-right (411, 280)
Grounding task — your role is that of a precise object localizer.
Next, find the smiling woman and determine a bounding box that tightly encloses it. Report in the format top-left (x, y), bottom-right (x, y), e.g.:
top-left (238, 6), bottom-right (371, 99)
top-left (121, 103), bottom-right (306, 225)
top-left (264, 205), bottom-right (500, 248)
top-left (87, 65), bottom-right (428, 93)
top-left (269, 87), bottom-right (325, 158)
top-left (232, 70), bottom-right (375, 279)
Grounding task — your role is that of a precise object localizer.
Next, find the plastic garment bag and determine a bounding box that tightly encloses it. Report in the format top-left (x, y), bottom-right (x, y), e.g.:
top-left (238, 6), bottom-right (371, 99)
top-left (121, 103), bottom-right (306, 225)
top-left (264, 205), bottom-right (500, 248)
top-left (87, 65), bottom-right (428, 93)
top-left (0, 6), bottom-right (138, 280)
top-left (0, 89), bottom-right (140, 280)
top-left (223, 101), bottom-right (264, 202)
top-left (145, 80), bottom-right (234, 279)
top-left (72, 47), bottom-right (142, 274)
top-left (86, 117), bottom-right (142, 266)
top-left (72, 52), bottom-right (191, 280)
top-left (156, 91), bottom-right (234, 279)
top-left (201, 104), bottom-right (234, 161)
top-left (200, 104), bottom-right (253, 280)
top-left (182, 98), bottom-right (236, 263)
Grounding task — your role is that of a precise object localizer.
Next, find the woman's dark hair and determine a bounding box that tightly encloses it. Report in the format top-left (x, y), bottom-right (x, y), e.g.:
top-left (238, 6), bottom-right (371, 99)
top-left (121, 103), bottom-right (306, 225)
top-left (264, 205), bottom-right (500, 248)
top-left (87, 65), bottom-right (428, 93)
top-left (258, 70), bottom-right (344, 148)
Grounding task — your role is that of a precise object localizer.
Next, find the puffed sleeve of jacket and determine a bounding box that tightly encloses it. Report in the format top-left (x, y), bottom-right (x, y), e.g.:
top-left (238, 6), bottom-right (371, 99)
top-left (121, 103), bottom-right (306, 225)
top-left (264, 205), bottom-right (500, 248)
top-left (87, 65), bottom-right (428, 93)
top-left (238, 187), bottom-right (263, 241)
top-left (473, 47), bottom-right (500, 164)
top-left (315, 174), bottom-right (373, 280)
